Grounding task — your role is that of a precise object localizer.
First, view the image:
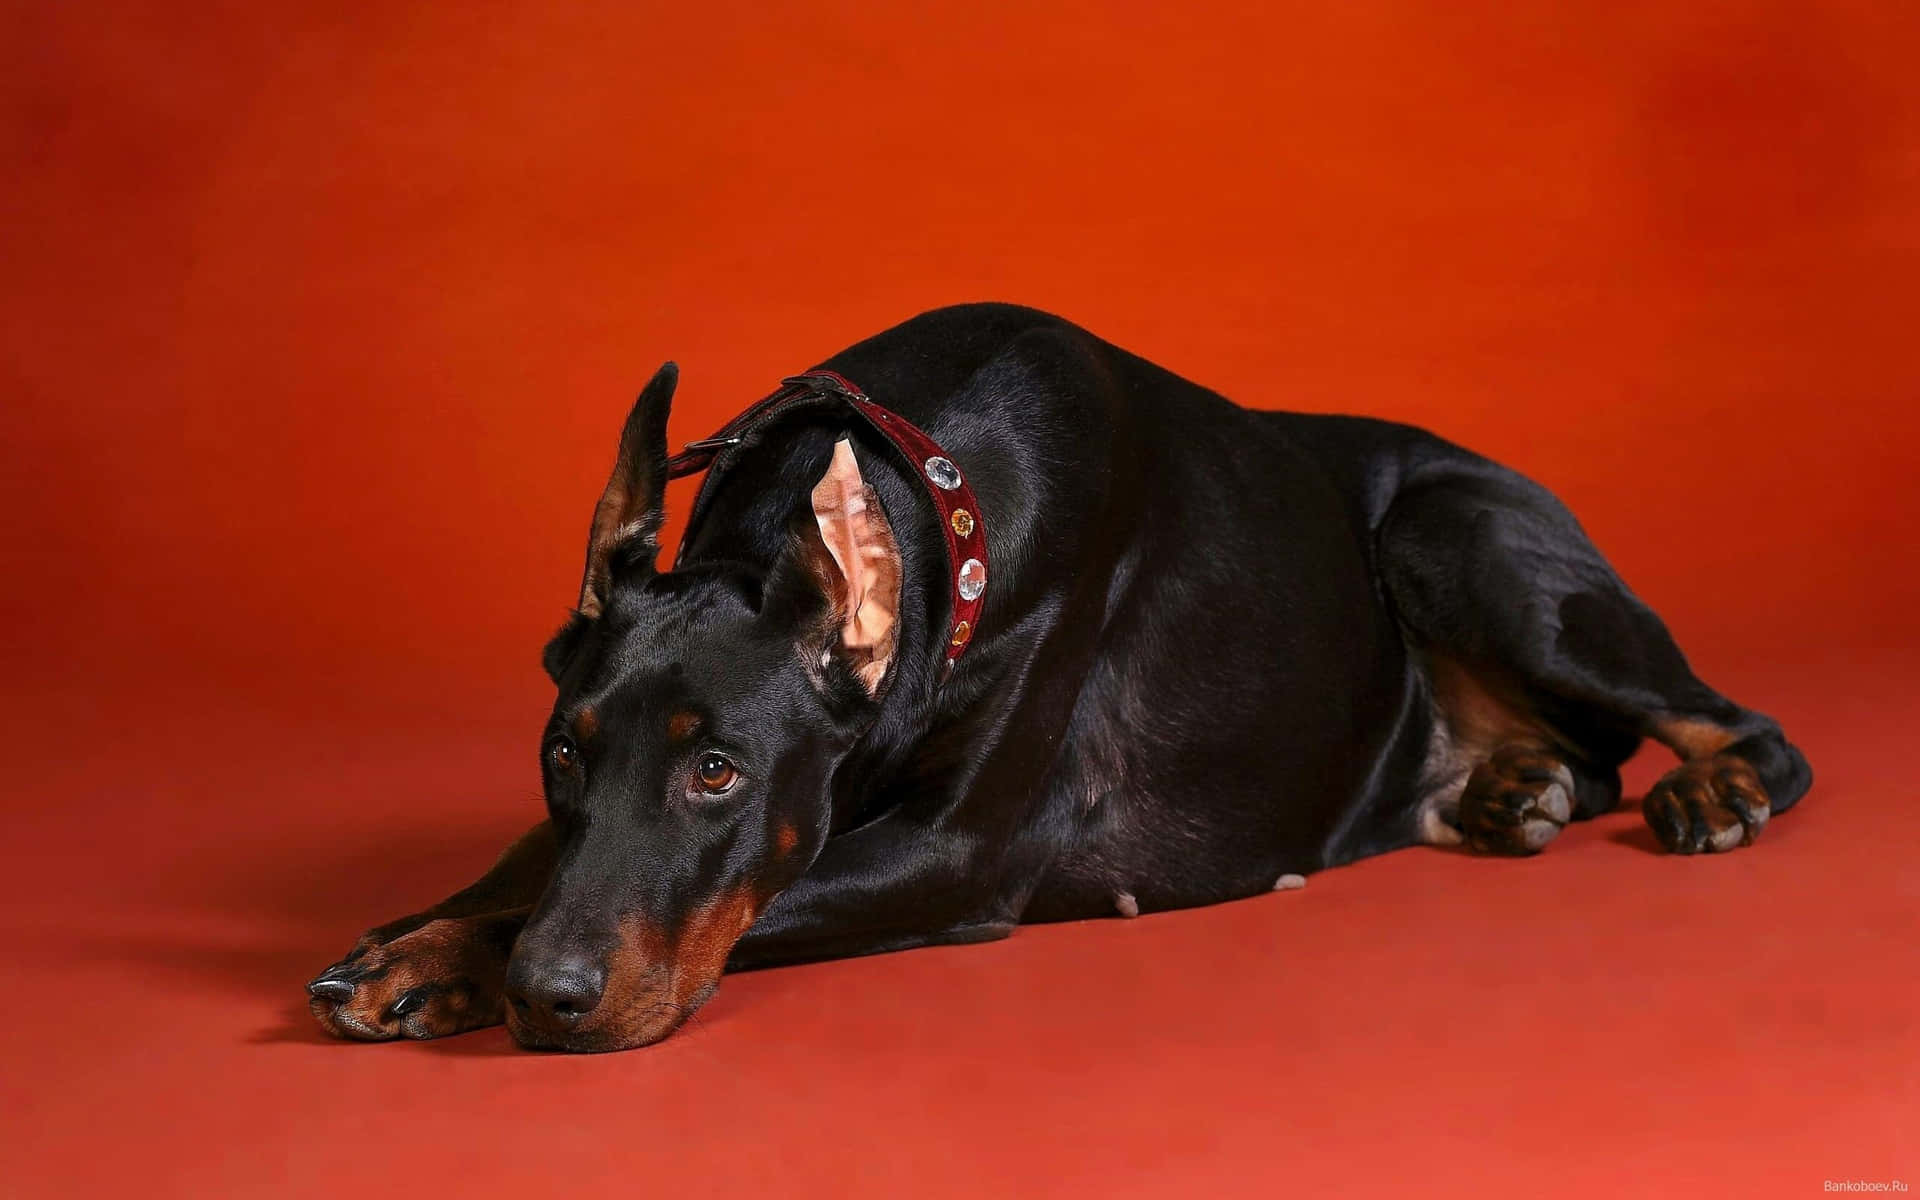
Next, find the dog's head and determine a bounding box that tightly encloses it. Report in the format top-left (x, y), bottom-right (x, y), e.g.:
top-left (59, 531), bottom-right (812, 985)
top-left (506, 364), bottom-right (902, 1051)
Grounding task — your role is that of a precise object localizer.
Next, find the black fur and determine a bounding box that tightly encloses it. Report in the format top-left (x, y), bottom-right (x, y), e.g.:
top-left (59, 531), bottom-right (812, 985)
top-left (308, 303), bottom-right (1811, 1051)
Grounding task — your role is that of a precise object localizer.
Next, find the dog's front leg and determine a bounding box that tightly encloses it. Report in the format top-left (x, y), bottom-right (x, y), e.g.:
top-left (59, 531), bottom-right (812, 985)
top-left (307, 821), bottom-right (557, 1041)
top-left (732, 557), bottom-right (1113, 969)
top-left (727, 803), bottom-right (1024, 970)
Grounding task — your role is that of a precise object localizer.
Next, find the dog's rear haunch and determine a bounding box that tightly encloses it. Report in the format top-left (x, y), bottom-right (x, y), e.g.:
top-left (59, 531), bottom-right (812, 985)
top-left (308, 304), bottom-right (1810, 1051)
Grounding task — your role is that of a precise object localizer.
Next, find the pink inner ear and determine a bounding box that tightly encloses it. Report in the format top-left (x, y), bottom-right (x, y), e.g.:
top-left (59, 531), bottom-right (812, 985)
top-left (811, 439), bottom-right (900, 690)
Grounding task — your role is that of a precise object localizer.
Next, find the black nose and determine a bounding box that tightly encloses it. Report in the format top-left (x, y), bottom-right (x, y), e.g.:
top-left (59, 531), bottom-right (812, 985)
top-left (506, 953), bottom-right (606, 1031)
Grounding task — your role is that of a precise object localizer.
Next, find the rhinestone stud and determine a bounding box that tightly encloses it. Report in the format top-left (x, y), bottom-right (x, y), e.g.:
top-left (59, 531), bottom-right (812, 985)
top-left (950, 620), bottom-right (971, 646)
top-left (957, 558), bottom-right (986, 601)
top-left (924, 456), bottom-right (962, 490)
top-left (949, 508), bottom-right (974, 538)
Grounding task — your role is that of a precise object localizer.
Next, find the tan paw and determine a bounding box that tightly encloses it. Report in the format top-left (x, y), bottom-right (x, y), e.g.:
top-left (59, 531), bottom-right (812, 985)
top-left (307, 914), bottom-right (520, 1041)
top-left (1642, 754), bottom-right (1769, 854)
top-left (1459, 744), bottom-right (1575, 855)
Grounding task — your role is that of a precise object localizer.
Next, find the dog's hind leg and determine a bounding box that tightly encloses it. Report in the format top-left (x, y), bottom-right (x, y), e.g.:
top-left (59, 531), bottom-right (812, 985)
top-left (1413, 655), bottom-right (1623, 855)
top-left (308, 821), bottom-right (557, 1040)
top-left (1377, 462), bottom-right (1811, 856)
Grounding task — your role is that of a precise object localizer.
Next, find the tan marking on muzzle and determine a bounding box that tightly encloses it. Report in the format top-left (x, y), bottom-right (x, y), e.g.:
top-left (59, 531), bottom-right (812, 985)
top-left (671, 888), bottom-right (760, 1004)
top-left (587, 888), bottom-right (761, 1048)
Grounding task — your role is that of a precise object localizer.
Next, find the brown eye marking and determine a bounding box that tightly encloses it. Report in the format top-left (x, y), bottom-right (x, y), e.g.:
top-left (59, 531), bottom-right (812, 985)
top-left (774, 824), bottom-right (799, 857)
top-left (694, 752), bottom-right (739, 795)
top-left (571, 708), bottom-right (598, 741)
top-left (667, 711), bottom-right (702, 742)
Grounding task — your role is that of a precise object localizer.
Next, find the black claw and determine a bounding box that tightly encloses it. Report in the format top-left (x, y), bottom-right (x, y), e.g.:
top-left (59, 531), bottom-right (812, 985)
top-left (308, 978), bottom-right (356, 1004)
top-left (311, 961), bottom-right (367, 989)
top-left (1723, 786), bottom-right (1766, 836)
top-left (386, 989), bottom-right (426, 1019)
top-left (1645, 792), bottom-right (1685, 849)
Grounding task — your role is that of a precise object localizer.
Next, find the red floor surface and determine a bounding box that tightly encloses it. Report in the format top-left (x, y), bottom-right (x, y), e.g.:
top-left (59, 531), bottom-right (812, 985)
top-left (2, 657), bottom-right (1914, 1196)
top-left (6, 1), bottom-right (1918, 1195)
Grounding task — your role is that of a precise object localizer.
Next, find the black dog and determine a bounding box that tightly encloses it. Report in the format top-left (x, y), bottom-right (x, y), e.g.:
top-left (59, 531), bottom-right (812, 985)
top-left (308, 304), bottom-right (1811, 1051)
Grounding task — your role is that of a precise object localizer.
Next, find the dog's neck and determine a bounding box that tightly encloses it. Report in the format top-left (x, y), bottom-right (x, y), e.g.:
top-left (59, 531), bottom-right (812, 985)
top-left (667, 369), bottom-right (991, 681)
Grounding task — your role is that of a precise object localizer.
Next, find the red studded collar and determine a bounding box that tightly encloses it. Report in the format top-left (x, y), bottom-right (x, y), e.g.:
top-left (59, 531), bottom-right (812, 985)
top-left (666, 369), bottom-right (988, 677)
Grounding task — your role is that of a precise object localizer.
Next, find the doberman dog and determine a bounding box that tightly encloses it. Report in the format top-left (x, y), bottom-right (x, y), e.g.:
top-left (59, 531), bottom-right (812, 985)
top-left (308, 303), bottom-right (1811, 1052)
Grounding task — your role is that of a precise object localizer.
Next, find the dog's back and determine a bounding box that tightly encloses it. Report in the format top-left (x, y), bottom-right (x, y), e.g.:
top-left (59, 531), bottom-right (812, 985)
top-left (806, 305), bottom-right (1805, 918)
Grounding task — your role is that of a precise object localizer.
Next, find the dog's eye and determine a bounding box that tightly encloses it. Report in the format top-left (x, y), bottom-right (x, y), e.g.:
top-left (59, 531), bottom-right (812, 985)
top-left (694, 752), bottom-right (739, 795)
top-left (548, 738), bottom-right (579, 773)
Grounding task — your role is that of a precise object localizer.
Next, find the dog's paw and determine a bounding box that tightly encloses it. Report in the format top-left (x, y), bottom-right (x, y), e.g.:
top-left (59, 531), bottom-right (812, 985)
top-left (307, 914), bottom-right (520, 1041)
top-left (1642, 754), bottom-right (1769, 854)
top-left (1458, 744), bottom-right (1574, 855)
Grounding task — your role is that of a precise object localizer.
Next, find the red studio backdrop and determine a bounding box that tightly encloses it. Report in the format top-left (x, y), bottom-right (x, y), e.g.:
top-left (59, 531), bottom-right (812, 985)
top-left (3, 2), bottom-right (1915, 1197)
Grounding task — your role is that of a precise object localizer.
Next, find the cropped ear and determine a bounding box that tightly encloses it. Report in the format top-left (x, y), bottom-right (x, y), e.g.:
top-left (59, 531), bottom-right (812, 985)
top-left (802, 438), bottom-right (902, 697)
top-left (577, 363), bottom-right (677, 618)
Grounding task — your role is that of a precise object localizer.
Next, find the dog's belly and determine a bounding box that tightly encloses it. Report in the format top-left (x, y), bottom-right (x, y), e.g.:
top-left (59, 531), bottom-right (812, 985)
top-left (1019, 672), bottom-right (1437, 923)
top-left (1013, 423), bottom-right (1438, 922)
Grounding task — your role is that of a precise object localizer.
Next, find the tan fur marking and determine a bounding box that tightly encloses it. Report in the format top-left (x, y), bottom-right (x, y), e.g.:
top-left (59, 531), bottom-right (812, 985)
top-left (1415, 652), bottom-right (1564, 846)
top-left (1427, 653), bottom-right (1555, 751)
top-left (666, 710), bottom-right (702, 742)
top-left (572, 708), bottom-right (598, 742)
top-left (1654, 716), bottom-right (1739, 761)
top-left (674, 889), bottom-right (759, 994)
top-left (774, 823), bottom-right (799, 857)
top-left (309, 914), bottom-right (519, 1042)
top-left (587, 915), bottom-right (672, 1046)
top-left (569, 888), bottom-right (761, 1049)
top-left (1642, 753), bottom-right (1770, 853)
